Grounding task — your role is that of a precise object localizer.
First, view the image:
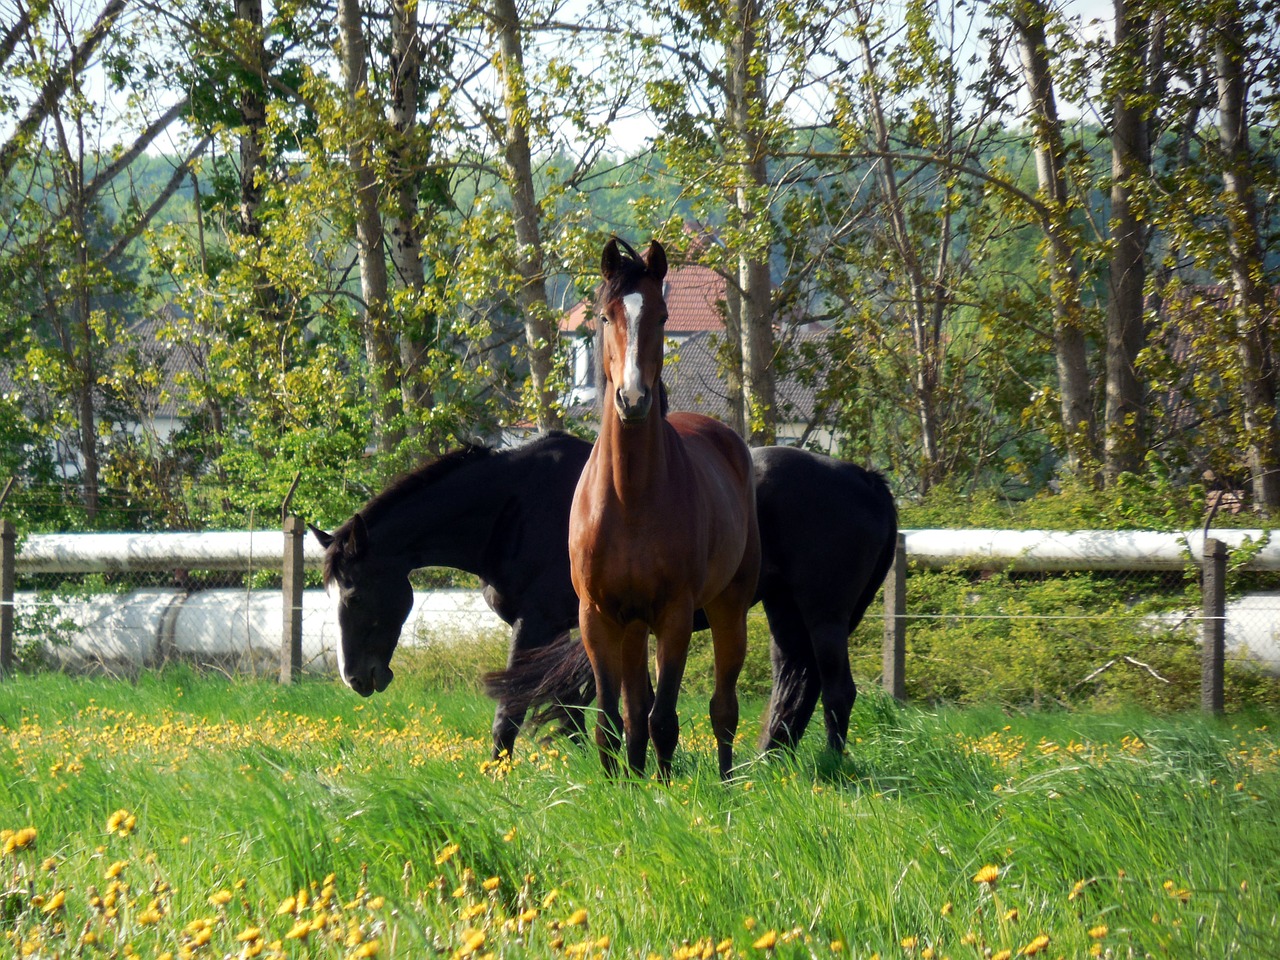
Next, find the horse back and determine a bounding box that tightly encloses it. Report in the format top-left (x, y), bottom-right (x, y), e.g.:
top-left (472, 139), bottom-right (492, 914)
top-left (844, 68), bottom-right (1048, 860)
top-left (751, 445), bottom-right (897, 623)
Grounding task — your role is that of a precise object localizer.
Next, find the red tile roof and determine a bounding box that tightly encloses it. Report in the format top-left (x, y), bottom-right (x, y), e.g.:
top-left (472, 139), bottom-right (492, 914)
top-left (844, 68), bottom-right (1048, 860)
top-left (561, 262), bottom-right (728, 335)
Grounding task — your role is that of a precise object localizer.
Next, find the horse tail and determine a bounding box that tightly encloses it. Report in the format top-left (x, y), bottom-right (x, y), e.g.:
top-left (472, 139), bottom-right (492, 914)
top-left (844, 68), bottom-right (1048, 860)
top-left (481, 631), bottom-right (596, 728)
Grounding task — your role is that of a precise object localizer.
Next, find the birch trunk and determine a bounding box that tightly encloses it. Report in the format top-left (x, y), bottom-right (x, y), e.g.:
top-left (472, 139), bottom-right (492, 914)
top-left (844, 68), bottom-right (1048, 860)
top-left (492, 0), bottom-right (562, 432)
top-left (339, 0), bottom-right (403, 455)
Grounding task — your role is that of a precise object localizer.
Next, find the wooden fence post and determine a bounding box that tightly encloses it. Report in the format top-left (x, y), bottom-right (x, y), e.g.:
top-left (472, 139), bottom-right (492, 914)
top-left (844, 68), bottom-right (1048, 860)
top-left (281, 515), bottom-right (305, 683)
top-left (1201, 537), bottom-right (1227, 715)
top-left (1, 518), bottom-right (15, 679)
top-left (882, 531), bottom-right (907, 701)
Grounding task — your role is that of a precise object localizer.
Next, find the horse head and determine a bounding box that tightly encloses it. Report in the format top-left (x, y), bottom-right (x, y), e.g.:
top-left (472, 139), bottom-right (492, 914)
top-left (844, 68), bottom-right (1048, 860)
top-left (311, 515), bottom-right (413, 696)
top-left (598, 237), bottom-right (668, 425)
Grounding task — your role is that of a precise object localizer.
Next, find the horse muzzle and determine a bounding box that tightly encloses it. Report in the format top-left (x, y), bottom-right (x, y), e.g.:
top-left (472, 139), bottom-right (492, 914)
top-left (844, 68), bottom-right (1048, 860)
top-left (615, 385), bottom-right (652, 424)
top-left (345, 661), bottom-right (394, 697)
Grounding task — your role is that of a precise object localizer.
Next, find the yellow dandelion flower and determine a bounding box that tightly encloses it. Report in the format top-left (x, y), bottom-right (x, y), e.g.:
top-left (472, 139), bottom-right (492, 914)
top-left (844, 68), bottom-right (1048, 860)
top-left (192, 927), bottom-right (213, 947)
top-left (237, 927), bottom-right (262, 942)
top-left (457, 928), bottom-right (486, 957)
top-left (596, 935), bottom-right (612, 949)
top-left (991, 951), bottom-right (1012, 960)
top-left (209, 889), bottom-right (233, 906)
top-left (941, 901), bottom-right (952, 916)
top-left (830, 941), bottom-right (844, 953)
top-left (137, 905), bottom-right (163, 925)
top-left (752, 930), bottom-right (778, 950)
top-left (105, 860), bottom-right (128, 879)
top-left (352, 941), bottom-right (381, 958)
top-left (744, 917), bottom-right (757, 931)
top-left (367, 896), bottom-right (386, 910)
top-left (461, 903), bottom-right (487, 921)
top-left (973, 865), bottom-right (1001, 885)
top-left (1020, 934), bottom-right (1049, 956)
top-left (285, 920), bottom-right (311, 940)
top-left (275, 895), bottom-right (298, 915)
top-left (960, 932), bottom-right (977, 946)
top-left (3, 826), bottom-right (37, 854)
top-left (482, 876), bottom-right (500, 891)
top-left (566, 908), bottom-right (589, 927)
top-left (40, 856), bottom-right (58, 871)
top-left (1087, 925), bottom-right (1108, 939)
top-left (542, 888), bottom-right (560, 908)
top-left (105, 809), bottom-right (136, 837)
top-left (1089, 944), bottom-right (1103, 957)
top-left (900, 935), bottom-right (918, 949)
top-left (1069, 879), bottom-right (1086, 901)
top-left (42, 890), bottom-right (66, 913)
top-left (1003, 908), bottom-right (1019, 922)
top-left (503, 828), bottom-right (517, 842)
top-left (518, 907), bottom-right (539, 923)
top-left (718, 938), bottom-right (735, 953)
top-left (435, 842), bottom-right (460, 866)
top-left (921, 947), bottom-right (936, 959)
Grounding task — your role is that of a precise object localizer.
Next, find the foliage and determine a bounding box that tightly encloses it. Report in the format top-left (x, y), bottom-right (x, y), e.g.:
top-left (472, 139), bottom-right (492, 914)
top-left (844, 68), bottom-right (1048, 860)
top-left (0, 671), bottom-right (1276, 959)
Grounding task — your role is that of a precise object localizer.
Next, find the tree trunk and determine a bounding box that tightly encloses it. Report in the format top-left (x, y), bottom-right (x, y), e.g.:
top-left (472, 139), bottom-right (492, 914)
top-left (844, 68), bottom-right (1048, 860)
top-left (492, 0), bottom-right (562, 432)
top-left (339, 0), bottom-right (403, 455)
top-left (1215, 2), bottom-right (1280, 508)
top-left (721, 277), bottom-right (747, 436)
top-left (234, 0), bottom-right (266, 239)
top-left (1102, 0), bottom-right (1154, 482)
top-left (728, 0), bottom-right (775, 444)
top-left (854, 10), bottom-right (943, 491)
top-left (387, 0), bottom-right (433, 430)
top-left (1011, 0), bottom-right (1095, 473)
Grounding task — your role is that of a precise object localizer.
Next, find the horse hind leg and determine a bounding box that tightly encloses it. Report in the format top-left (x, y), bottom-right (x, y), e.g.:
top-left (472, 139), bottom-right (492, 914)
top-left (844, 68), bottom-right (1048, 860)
top-left (758, 596), bottom-right (821, 753)
top-left (810, 620), bottom-right (856, 753)
top-left (704, 598), bottom-right (749, 781)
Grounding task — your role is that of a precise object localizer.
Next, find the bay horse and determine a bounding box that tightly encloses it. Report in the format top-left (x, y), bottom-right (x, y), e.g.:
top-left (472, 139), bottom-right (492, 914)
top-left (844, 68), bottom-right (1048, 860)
top-left (571, 237), bottom-right (760, 780)
top-left (491, 442), bottom-right (897, 754)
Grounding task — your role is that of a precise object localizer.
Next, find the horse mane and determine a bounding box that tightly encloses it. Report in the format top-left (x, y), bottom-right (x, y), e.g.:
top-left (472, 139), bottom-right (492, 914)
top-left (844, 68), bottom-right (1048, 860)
top-left (324, 444), bottom-right (497, 583)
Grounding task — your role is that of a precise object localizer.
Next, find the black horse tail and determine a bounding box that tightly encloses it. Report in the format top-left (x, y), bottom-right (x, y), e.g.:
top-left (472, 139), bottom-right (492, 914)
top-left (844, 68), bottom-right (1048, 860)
top-left (482, 631), bottom-right (596, 728)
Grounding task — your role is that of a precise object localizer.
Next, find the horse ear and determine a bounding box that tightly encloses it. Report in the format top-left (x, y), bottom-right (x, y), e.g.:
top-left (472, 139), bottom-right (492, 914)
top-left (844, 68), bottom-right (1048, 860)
top-left (345, 513), bottom-right (369, 559)
top-left (309, 524), bottom-right (334, 550)
top-left (645, 240), bottom-right (668, 282)
top-left (601, 237), bottom-right (622, 281)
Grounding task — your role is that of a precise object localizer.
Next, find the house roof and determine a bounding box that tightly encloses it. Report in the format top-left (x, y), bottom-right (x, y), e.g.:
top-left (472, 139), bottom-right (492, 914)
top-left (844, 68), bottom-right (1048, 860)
top-left (664, 329), bottom-right (829, 426)
top-left (561, 261), bottom-right (729, 335)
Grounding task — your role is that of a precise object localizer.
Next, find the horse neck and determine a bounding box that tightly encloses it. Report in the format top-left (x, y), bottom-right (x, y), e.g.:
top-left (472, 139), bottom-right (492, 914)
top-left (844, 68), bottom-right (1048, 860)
top-left (364, 458), bottom-right (509, 577)
top-left (595, 397), bottom-right (678, 506)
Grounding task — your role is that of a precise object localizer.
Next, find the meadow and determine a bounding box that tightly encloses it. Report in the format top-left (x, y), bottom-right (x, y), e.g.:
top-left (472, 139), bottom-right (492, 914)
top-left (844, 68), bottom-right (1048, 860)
top-left (1, 648), bottom-right (1277, 960)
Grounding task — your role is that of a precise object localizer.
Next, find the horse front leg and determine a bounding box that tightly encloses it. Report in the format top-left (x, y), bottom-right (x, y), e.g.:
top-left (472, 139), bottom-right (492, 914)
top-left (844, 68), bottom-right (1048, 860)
top-left (580, 604), bottom-right (624, 776)
top-left (620, 620), bottom-right (654, 778)
top-left (650, 601), bottom-right (694, 783)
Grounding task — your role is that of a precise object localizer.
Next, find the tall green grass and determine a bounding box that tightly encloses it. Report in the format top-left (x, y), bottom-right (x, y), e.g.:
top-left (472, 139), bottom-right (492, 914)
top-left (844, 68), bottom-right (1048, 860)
top-left (1, 662), bottom-right (1277, 959)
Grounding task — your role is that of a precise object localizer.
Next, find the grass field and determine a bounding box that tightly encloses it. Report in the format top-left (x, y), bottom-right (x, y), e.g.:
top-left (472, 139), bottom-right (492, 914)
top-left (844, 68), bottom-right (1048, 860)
top-left (1, 654), bottom-right (1277, 960)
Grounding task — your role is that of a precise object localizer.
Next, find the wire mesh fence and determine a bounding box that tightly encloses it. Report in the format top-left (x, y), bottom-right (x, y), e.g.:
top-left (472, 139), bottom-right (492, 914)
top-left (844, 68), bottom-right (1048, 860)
top-left (2, 522), bottom-right (1278, 710)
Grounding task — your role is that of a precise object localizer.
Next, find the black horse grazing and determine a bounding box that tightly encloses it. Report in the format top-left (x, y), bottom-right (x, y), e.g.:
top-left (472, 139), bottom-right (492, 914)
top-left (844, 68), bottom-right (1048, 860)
top-left (312, 433), bottom-right (897, 757)
top-left (492, 444), bottom-right (898, 753)
top-left (312, 434), bottom-right (590, 756)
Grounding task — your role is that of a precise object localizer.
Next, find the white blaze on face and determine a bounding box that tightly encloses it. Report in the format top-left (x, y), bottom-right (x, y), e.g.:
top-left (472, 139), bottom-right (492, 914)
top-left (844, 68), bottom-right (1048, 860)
top-left (620, 292), bottom-right (646, 407)
top-left (328, 581), bottom-right (349, 682)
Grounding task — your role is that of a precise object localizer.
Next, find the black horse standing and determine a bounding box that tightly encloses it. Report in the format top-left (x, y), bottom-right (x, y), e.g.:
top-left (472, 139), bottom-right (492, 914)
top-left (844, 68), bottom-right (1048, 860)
top-left (312, 432), bottom-right (897, 757)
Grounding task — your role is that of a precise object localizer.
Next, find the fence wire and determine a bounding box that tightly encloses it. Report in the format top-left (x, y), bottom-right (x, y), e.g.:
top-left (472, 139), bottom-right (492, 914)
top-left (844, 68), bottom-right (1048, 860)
top-left (4, 528), bottom-right (1279, 709)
